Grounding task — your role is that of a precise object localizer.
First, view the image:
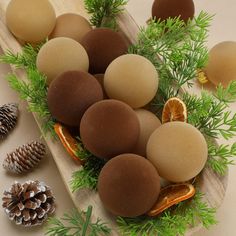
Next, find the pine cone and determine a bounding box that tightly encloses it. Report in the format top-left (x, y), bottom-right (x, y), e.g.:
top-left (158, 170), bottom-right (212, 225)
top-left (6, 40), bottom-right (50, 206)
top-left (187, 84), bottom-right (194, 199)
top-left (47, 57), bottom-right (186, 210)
top-left (0, 103), bottom-right (18, 139)
top-left (3, 141), bottom-right (46, 174)
top-left (2, 180), bottom-right (56, 227)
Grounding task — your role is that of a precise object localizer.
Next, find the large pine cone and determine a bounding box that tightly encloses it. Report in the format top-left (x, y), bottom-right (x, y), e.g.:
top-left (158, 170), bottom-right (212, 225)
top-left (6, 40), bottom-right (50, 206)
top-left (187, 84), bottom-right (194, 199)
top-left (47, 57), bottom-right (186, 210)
top-left (2, 180), bottom-right (56, 227)
top-left (0, 103), bottom-right (18, 139)
top-left (3, 141), bottom-right (46, 174)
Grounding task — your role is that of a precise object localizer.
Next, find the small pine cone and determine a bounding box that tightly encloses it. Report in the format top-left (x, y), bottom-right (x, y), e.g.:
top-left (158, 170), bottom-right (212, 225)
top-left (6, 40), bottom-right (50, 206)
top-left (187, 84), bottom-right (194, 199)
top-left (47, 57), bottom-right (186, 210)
top-left (2, 180), bottom-right (56, 227)
top-left (3, 141), bottom-right (46, 174)
top-left (0, 103), bottom-right (18, 139)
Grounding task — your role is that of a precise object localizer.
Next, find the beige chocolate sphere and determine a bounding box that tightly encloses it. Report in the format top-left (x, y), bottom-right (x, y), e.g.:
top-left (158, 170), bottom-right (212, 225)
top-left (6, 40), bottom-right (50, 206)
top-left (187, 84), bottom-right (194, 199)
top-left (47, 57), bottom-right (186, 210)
top-left (133, 109), bottom-right (161, 157)
top-left (205, 41), bottom-right (236, 87)
top-left (36, 37), bottom-right (89, 84)
top-left (104, 54), bottom-right (159, 108)
top-left (98, 154), bottom-right (160, 217)
top-left (6, 0), bottom-right (56, 43)
top-left (49, 13), bottom-right (92, 42)
top-left (147, 122), bottom-right (208, 182)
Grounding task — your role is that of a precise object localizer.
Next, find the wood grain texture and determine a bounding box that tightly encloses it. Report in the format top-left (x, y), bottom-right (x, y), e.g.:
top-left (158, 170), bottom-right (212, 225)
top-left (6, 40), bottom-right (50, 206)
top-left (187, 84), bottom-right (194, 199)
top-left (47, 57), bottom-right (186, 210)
top-left (0, 1), bottom-right (228, 235)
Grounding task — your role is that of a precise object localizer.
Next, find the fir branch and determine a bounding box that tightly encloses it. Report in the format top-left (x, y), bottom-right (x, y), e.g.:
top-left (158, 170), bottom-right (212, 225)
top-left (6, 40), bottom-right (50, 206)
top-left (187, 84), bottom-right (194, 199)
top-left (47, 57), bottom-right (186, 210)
top-left (0, 44), bottom-right (56, 137)
top-left (207, 141), bottom-right (236, 175)
top-left (183, 81), bottom-right (236, 140)
top-left (117, 191), bottom-right (217, 236)
top-left (130, 11), bottom-right (213, 110)
top-left (45, 206), bottom-right (111, 236)
top-left (214, 81), bottom-right (236, 103)
top-left (84, 0), bottom-right (128, 29)
top-left (70, 155), bottom-right (106, 192)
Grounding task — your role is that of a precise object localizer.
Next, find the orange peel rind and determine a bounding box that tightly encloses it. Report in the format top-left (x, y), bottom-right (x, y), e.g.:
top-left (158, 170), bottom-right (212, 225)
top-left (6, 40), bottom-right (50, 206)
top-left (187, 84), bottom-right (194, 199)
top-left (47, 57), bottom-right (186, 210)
top-left (147, 183), bottom-right (196, 217)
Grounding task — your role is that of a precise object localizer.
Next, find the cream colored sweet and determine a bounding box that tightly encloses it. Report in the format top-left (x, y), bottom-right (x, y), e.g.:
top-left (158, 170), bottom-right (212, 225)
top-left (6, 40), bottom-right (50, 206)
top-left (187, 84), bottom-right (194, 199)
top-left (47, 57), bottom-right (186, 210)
top-left (6, 0), bottom-right (56, 43)
top-left (104, 54), bottom-right (159, 108)
top-left (133, 109), bottom-right (161, 156)
top-left (205, 41), bottom-right (236, 87)
top-left (49, 13), bottom-right (92, 42)
top-left (147, 121), bottom-right (208, 182)
top-left (36, 37), bottom-right (89, 84)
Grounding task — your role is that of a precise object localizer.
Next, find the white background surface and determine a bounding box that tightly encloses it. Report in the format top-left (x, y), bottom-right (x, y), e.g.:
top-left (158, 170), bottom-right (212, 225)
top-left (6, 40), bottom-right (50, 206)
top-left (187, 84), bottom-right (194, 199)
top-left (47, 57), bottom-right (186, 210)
top-left (0, 0), bottom-right (236, 235)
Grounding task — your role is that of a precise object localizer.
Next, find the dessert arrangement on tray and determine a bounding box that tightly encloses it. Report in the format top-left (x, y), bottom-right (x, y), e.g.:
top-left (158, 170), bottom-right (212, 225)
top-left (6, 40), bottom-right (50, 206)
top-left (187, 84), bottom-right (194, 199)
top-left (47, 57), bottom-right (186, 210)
top-left (0, 0), bottom-right (236, 235)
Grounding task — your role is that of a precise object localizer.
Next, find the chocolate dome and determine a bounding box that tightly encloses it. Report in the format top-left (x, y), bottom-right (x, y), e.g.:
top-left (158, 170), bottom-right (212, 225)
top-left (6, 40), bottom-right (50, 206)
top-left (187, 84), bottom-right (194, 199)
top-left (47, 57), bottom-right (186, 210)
top-left (47, 71), bottom-right (103, 127)
top-left (98, 154), bottom-right (161, 217)
top-left (205, 41), bottom-right (236, 87)
top-left (36, 37), bottom-right (89, 84)
top-left (147, 122), bottom-right (208, 182)
top-left (6, 0), bottom-right (56, 43)
top-left (81, 28), bottom-right (128, 74)
top-left (152, 0), bottom-right (195, 23)
top-left (104, 54), bottom-right (159, 108)
top-left (80, 100), bottom-right (140, 159)
top-left (49, 13), bottom-right (92, 42)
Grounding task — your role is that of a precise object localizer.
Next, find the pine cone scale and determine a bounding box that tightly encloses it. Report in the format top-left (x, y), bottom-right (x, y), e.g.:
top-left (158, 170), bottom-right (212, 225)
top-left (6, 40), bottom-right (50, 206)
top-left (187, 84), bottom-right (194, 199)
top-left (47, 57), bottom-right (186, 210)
top-left (0, 103), bottom-right (18, 138)
top-left (3, 141), bottom-right (46, 174)
top-left (2, 181), bottom-right (55, 227)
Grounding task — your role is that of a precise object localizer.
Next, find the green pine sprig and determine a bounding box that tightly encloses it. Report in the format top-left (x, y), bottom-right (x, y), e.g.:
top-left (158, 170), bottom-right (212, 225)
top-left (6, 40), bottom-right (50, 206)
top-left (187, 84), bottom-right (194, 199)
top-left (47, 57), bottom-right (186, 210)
top-left (207, 141), bottom-right (236, 175)
top-left (70, 154), bottom-right (106, 192)
top-left (0, 43), bottom-right (56, 137)
top-left (45, 206), bottom-right (111, 236)
top-left (183, 81), bottom-right (236, 140)
top-left (129, 11), bottom-right (213, 111)
top-left (117, 191), bottom-right (217, 236)
top-left (84, 0), bottom-right (128, 29)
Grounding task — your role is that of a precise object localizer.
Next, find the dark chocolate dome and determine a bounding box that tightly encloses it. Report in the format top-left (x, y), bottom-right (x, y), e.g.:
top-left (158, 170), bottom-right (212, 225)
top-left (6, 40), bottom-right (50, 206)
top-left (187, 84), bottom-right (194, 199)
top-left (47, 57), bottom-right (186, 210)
top-left (81, 28), bottom-right (128, 74)
top-left (98, 154), bottom-right (161, 217)
top-left (80, 100), bottom-right (140, 159)
top-left (47, 70), bottom-right (103, 127)
top-left (152, 0), bottom-right (195, 23)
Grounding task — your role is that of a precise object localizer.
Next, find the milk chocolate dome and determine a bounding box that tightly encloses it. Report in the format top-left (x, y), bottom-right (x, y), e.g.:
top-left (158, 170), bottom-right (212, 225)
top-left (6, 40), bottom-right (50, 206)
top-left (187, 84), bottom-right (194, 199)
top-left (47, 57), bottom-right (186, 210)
top-left (152, 0), bottom-right (195, 23)
top-left (81, 28), bottom-right (128, 74)
top-left (49, 13), bottom-right (92, 42)
top-left (47, 71), bottom-right (103, 127)
top-left (80, 100), bottom-right (140, 159)
top-left (98, 154), bottom-right (161, 217)
top-left (6, 0), bottom-right (56, 43)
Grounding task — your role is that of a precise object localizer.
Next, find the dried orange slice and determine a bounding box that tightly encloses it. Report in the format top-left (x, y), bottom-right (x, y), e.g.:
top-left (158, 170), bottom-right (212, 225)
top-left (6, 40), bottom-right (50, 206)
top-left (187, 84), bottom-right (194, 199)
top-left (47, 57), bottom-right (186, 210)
top-left (197, 69), bottom-right (208, 84)
top-left (54, 123), bottom-right (82, 164)
top-left (147, 183), bottom-right (195, 217)
top-left (162, 97), bottom-right (187, 123)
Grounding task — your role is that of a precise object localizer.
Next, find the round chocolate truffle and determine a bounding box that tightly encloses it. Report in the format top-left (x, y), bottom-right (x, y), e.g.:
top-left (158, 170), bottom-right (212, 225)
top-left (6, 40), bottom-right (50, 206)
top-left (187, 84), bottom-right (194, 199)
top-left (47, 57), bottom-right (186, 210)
top-left (147, 122), bottom-right (208, 182)
top-left (104, 54), bottom-right (159, 108)
top-left (81, 28), bottom-right (128, 74)
top-left (47, 71), bottom-right (103, 126)
top-left (49, 13), bottom-right (92, 42)
top-left (152, 0), bottom-right (195, 23)
top-left (98, 154), bottom-right (160, 217)
top-left (205, 41), bottom-right (236, 87)
top-left (6, 0), bottom-right (56, 43)
top-left (36, 37), bottom-right (89, 84)
top-left (80, 100), bottom-right (140, 159)
top-left (133, 109), bottom-right (161, 157)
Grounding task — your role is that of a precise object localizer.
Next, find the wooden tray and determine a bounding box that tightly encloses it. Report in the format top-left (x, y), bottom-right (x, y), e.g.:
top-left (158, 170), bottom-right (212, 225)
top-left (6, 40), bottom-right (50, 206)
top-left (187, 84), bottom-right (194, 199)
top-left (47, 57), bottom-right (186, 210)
top-left (0, 1), bottom-right (228, 235)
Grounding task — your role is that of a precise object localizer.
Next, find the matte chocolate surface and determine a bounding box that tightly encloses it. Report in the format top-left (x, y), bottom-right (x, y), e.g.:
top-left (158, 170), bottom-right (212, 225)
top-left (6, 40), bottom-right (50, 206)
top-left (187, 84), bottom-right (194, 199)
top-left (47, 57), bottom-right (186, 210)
top-left (47, 70), bottom-right (103, 127)
top-left (147, 121), bottom-right (208, 182)
top-left (49, 13), bottom-right (92, 42)
top-left (80, 100), bottom-right (140, 159)
top-left (6, 0), bottom-right (56, 43)
top-left (152, 0), bottom-right (195, 23)
top-left (81, 28), bottom-right (128, 74)
top-left (98, 154), bottom-right (161, 217)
